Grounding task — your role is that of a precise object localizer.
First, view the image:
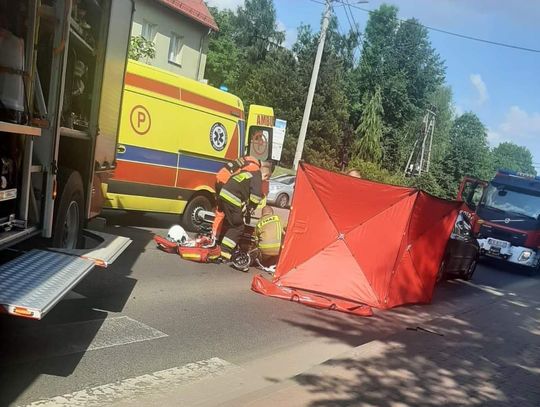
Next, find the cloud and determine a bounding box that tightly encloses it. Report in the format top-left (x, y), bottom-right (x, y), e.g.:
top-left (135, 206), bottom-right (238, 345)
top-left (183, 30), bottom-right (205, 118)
top-left (206, 0), bottom-right (244, 10)
top-left (277, 20), bottom-right (297, 49)
top-left (469, 74), bottom-right (488, 106)
top-left (454, 104), bottom-right (464, 117)
top-left (488, 106), bottom-right (540, 161)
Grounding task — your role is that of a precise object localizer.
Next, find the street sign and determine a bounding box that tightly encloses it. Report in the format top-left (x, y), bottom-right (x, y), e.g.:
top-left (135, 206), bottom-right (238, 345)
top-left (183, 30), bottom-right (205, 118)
top-left (272, 119), bottom-right (287, 161)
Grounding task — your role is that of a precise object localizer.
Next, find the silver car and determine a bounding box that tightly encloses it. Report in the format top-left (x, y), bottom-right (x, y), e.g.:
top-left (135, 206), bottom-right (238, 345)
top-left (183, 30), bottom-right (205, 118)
top-left (267, 175), bottom-right (296, 208)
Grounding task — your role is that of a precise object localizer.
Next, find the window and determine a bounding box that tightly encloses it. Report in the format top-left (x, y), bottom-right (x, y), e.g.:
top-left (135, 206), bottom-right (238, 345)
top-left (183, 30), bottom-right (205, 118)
top-left (141, 19), bottom-right (157, 42)
top-left (248, 127), bottom-right (272, 162)
top-left (484, 185), bottom-right (540, 220)
top-left (168, 33), bottom-right (184, 66)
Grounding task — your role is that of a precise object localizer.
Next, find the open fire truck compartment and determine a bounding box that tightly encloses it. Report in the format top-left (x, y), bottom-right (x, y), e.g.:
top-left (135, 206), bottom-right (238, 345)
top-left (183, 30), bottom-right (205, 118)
top-left (0, 0), bottom-right (134, 319)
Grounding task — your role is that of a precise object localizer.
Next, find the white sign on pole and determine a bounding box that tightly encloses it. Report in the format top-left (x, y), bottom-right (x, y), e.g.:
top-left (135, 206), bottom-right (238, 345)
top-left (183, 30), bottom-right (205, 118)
top-left (272, 119), bottom-right (287, 161)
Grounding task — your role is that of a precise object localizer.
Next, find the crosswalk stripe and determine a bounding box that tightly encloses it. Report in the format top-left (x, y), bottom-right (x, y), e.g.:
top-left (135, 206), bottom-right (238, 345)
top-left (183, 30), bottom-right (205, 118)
top-left (24, 357), bottom-right (234, 407)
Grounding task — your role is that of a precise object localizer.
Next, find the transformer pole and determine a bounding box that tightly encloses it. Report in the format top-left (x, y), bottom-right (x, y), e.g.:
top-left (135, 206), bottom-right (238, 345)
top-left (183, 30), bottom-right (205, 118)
top-left (293, 0), bottom-right (332, 170)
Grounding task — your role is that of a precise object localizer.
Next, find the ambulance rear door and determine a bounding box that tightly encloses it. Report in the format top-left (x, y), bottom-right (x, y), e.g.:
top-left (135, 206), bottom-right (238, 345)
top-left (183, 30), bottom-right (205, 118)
top-left (246, 105), bottom-right (275, 162)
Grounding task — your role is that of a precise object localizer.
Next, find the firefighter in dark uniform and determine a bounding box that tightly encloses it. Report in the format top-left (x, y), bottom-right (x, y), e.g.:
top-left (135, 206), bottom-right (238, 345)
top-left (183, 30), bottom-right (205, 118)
top-left (212, 156), bottom-right (261, 240)
top-left (218, 163), bottom-right (271, 264)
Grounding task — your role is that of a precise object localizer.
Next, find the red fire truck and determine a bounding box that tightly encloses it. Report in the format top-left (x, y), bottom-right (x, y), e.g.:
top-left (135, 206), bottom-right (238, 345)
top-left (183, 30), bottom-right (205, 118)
top-left (459, 170), bottom-right (540, 271)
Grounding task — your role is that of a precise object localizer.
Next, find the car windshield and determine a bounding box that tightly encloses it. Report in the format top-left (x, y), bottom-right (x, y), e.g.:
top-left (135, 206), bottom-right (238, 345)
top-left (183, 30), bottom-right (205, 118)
top-left (483, 184), bottom-right (540, 219)
top-left (272, 175), bottom-right (295, 185)
top-left (279, 177), bottom-right (295, 185)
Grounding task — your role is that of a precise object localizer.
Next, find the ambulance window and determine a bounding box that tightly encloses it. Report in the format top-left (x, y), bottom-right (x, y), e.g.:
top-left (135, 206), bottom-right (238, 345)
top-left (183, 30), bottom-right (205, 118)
top-left (248, 127), bottom-right (272, 162)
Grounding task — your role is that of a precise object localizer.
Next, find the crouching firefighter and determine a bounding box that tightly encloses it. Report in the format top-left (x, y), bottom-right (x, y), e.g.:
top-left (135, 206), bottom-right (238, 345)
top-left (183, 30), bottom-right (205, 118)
top-left (256, 206), bottom-right (284, 267)
top-left (217, 163), bottom-right (271, 266)
top-left (212, 156), bottom-right (262, 240)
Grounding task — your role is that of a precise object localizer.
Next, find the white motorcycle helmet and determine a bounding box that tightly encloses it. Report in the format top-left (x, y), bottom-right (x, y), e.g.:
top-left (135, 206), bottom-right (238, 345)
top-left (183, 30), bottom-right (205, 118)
top-left (167, 225), bottom-right (189, 245)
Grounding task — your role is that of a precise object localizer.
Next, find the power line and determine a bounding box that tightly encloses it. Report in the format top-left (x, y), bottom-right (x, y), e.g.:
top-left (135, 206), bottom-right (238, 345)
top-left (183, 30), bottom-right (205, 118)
top-left (344, 0), bottom-right (360, 34)
top-left (343, 0), bottom-right (363, 62)
top-left (336, 0), bottom-right (540, 54)
top-left (341, 1), bottom-right (354, 34)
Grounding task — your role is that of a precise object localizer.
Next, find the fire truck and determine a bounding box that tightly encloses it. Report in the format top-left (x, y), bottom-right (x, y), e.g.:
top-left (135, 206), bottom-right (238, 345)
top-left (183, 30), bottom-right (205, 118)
top-left (0, 0), bottom-right (134, 319)
top-left (459, 170), bottom-right (540, 271)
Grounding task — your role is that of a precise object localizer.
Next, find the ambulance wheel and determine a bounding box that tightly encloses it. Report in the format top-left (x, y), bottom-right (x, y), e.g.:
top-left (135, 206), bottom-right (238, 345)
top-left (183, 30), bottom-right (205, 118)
top-left (52, 169), bottom-right (84, 249)
top-left (183, 195), bottom-right (212, 232)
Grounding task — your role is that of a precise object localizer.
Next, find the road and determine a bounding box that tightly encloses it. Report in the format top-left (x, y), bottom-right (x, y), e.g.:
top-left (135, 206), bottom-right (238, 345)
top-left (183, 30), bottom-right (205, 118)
top-left (0, 209), bottom-right (538, 406)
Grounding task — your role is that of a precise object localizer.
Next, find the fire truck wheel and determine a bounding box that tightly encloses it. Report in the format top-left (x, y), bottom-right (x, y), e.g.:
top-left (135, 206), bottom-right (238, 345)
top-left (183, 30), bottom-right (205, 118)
top-left (52, 169), bottom-right (84, 249)
top-left (463, 258), bottom-right (477, 281)
top-left (436, 258), bottom-right (446, 283)
top-left (183, 195), bottom-right (212, 232)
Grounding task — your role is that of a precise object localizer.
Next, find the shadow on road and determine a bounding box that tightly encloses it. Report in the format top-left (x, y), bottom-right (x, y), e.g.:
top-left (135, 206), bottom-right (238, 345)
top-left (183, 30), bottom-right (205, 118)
top-left (276, 266), bottom-right (540, 406)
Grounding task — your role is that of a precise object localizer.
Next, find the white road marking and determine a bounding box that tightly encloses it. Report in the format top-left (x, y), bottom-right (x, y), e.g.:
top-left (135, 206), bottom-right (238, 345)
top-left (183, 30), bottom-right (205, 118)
top-left (456, 280), bottom-right (506, 296)
top-left (86, 316), bottom-right (167, 351)
top-left (23, 357), bottom-right (235, 407)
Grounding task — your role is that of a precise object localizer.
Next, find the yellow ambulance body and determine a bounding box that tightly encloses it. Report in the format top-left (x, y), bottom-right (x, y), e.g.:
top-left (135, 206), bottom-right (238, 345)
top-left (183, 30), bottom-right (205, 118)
top-left (105, 60), bottom-right (275, 228)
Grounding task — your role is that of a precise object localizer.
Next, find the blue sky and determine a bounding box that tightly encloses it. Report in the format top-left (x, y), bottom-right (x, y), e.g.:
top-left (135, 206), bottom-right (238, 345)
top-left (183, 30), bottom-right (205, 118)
top-left (208, 0), bottom-right (540, 168)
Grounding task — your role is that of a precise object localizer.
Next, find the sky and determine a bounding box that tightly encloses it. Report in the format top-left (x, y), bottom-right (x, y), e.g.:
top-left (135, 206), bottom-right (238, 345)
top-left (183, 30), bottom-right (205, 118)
top-left (207, 0), bottom-right (540, 169)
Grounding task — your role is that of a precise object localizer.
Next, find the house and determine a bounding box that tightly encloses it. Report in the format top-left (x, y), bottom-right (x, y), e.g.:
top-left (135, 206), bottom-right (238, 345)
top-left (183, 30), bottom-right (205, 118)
top-left (131, 0), bottom-right (218, 80)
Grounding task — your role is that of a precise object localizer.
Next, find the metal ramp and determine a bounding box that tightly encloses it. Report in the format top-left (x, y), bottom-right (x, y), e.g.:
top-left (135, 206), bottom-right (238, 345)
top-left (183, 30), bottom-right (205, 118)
top-left (0, 231), bottom-right (132, 319)
top-left (0, 250), bottom-right (95, 319)
top-left (51, 230), bottom-right (132, 267)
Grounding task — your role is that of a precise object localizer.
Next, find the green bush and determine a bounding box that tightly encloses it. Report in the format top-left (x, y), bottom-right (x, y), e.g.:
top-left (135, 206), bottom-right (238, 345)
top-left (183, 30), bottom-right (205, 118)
top-left (128, 36), bottom-right (156, 62)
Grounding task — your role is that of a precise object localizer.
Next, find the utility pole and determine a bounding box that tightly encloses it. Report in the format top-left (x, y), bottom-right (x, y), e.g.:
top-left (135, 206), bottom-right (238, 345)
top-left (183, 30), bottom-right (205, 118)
top-left (293, 0), bottom-right (332, 170)
top-left (404, 107), bottom-right (437, 177)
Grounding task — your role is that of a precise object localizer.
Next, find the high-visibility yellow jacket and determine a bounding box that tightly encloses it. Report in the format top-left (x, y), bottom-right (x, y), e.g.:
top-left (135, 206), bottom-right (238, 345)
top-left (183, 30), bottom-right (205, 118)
top-left (256, 214), bottom-right (283, 256)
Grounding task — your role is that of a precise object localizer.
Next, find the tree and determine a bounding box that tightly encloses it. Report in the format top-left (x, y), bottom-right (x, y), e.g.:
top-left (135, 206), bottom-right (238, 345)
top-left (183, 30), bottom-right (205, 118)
top-left (239, 47), bottom-right (303, 165)
top-left (128, 36), bottom-right (155, 62)
top-left (491, 142), bottom-right (536, 175)
top-left (443, 112), bottom-right (492, 196)
top-left (206, 1), bottom-right (284, 91)
top-left (354, 87), bottom-right (383, 163)
top-left (350, 5), bottom-right (445, 172)
top-left (235, 0), bottom-right (285, 61)
top-left (346, 157), bottom-right (407, 186)
top-left (205, 8), bottom-right (242, 89)
top-left (286, 23), bottom-right (351, 169)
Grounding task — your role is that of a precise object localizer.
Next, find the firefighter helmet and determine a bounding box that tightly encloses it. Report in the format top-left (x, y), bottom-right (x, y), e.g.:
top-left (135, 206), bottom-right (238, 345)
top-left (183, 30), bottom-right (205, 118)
top-left (167, 225), bottom-right (189, 245)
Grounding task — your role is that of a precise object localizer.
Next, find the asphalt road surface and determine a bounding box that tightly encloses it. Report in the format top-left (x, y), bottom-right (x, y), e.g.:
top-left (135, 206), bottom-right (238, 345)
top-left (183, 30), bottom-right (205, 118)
top-left (0, 210), bottom-right (538, 406)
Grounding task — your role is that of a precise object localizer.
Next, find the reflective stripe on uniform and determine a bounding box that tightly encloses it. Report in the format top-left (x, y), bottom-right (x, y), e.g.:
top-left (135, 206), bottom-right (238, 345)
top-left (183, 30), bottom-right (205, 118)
top-left (219, 188), bottom-right (242, 207)
top-left (221, 236), bottom-right (237, 249)
top-left (259, 241), bottom-right (281, 249)
top-left (250, 194), bottom-right (262, 205)
top-left (221, 251), bottom-right (232, 259)
top-left (232, 172), bottom-right (253, 182)
top-left (256, 215), bottom-right (280, 229)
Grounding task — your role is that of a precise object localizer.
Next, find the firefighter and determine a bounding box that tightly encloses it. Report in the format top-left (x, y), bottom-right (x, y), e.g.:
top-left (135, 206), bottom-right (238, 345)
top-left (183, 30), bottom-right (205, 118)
top-left (212, 156), bottom-right (261, 240)
top-left (255, 206), bottom-right (284, 267)
top-left (218, 163), bottom-right (271, 266)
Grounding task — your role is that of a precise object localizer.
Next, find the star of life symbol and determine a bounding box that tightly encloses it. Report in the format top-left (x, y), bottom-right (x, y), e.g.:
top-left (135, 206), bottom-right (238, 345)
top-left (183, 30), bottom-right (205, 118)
top-left (210, 123), bottom-right (227, 151)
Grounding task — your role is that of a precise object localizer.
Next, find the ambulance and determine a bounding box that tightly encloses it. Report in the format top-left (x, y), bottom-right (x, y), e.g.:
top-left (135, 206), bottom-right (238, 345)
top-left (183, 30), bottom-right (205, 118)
top-left (105, 60), bottom-right (278, 230)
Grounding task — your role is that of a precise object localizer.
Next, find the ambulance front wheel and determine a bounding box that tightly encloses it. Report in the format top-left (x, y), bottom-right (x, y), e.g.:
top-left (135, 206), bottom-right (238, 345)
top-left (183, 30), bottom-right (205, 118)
top-left (183, 195), bottom-right (212, 232)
